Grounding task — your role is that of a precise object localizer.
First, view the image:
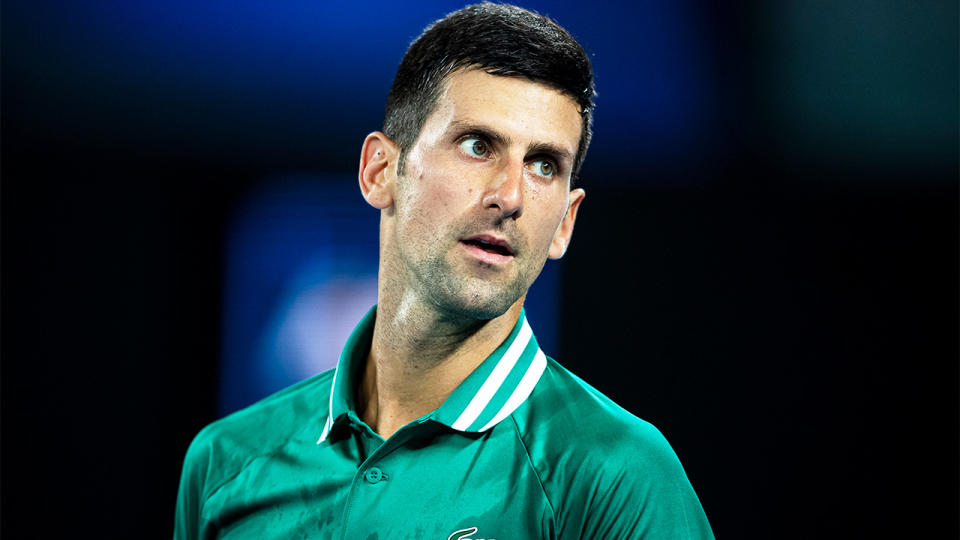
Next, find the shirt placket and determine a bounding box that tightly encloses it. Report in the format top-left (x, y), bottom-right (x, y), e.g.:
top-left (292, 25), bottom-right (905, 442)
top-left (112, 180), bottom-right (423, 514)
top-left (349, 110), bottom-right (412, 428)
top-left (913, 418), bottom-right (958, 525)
top-left (337, 418), bottom-right (436, 539)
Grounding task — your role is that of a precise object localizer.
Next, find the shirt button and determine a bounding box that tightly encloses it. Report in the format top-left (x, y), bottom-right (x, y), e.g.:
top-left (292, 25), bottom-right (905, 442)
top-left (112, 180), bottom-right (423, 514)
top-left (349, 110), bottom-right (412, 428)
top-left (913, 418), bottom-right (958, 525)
top-left (364, 467), bottom-right (384, 484)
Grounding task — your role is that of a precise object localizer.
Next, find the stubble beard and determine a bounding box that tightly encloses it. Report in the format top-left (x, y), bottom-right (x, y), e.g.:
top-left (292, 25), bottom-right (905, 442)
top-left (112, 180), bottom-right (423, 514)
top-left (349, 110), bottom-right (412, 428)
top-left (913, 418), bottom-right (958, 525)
top-left (402, 219), bottom-right (542, 321)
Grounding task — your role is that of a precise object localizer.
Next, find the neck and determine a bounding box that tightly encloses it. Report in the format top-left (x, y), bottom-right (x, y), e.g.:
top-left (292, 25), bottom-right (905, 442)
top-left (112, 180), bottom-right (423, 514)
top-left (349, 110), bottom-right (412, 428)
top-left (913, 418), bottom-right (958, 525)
top-left (357, 290), bottom-right (524, 440)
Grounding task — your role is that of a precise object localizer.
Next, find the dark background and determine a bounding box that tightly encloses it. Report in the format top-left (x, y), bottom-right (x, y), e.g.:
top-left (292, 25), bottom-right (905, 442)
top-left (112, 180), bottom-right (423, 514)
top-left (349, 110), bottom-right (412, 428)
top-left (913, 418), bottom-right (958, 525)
top-left (2, 1), bottom-right (956, 538)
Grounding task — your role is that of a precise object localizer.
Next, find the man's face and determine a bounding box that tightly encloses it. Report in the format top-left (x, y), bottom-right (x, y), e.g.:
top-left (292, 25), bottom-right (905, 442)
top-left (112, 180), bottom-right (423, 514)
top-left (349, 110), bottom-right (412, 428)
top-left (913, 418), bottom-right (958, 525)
top-left (384, 68), bottom-right (585, 319)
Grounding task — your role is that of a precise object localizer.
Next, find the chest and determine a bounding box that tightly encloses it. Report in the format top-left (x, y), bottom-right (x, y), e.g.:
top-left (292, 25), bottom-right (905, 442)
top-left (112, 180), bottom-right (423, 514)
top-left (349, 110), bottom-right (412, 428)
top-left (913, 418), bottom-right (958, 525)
top-left (203, 424), bottom-right (555, 540)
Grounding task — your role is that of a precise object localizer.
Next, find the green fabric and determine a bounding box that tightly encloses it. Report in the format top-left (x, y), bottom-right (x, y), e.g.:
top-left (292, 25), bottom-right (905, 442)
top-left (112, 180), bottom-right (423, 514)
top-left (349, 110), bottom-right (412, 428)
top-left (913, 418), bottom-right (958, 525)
top-left (175, 307), bottom-right (714, 539)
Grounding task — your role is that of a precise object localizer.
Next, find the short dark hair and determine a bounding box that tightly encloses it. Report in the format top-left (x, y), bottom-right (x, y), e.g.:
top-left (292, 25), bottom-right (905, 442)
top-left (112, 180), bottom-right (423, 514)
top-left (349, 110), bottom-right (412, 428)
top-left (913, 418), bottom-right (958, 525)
top-left (384, 2), bottom-right (596, 180)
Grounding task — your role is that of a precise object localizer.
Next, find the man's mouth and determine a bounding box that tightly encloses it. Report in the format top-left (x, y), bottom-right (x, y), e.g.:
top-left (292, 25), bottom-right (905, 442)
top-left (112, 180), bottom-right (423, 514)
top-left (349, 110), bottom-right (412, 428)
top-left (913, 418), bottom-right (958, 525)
top-left (461, 235), bottom-right (515, 257)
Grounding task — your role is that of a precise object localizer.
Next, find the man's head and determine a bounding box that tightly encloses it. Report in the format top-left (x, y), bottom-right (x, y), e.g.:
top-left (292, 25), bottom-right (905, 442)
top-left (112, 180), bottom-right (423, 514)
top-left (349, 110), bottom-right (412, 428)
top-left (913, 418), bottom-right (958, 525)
top-left (359, 3), bottom-right (593, 321)
top-left (384, 2), bottom-right (596, 180)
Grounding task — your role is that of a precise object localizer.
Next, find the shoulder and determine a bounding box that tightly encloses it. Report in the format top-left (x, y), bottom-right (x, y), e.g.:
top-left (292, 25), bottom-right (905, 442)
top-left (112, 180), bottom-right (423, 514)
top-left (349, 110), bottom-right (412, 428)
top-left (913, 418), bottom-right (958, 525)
top-left (512, 357), bottom-right (713, 539)
top-left (179, 369), bottom-right (335, 499)
top-left (175, 370), bottom-right (336, 537)
top-left (518, 356), bottom-right (672, 462)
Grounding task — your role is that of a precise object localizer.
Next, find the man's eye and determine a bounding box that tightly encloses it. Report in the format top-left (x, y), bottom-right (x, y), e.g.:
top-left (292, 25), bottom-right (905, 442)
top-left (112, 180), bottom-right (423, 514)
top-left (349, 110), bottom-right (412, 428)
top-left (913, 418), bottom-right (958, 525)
top-left (529, 159), bottom-right (556, 177)
top-left (458, 137), bottom-right (488, 157)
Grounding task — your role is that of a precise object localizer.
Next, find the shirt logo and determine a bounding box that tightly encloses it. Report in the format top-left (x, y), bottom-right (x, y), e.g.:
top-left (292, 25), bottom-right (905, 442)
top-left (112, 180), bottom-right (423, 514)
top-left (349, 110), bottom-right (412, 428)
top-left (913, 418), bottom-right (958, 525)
top-left (448, 526), bottom-right (496, 540)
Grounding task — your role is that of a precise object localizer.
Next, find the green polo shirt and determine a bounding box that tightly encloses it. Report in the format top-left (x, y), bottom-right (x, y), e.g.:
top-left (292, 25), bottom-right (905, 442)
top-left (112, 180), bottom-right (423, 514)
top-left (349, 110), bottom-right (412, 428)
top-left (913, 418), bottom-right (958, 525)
top-left (175, 307), bottom-right (713, 539)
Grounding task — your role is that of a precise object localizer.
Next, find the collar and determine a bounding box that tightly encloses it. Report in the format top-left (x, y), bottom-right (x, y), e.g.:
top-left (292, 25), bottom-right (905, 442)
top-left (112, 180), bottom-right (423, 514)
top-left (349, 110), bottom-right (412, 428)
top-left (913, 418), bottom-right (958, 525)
top-left (317, 305), bottom-right (547, 443)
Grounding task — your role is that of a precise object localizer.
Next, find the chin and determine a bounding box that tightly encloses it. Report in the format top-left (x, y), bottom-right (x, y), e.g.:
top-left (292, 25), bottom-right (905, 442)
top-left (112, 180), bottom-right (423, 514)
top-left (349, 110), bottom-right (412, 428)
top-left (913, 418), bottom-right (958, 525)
top-left (430, 281), bottom-right (524, 321)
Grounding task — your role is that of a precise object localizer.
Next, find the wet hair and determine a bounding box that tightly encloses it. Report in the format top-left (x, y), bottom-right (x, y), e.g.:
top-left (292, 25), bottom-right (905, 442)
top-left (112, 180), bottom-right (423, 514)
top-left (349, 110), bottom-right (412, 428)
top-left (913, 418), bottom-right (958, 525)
top-left (384, 2), bottom-right (596, 180)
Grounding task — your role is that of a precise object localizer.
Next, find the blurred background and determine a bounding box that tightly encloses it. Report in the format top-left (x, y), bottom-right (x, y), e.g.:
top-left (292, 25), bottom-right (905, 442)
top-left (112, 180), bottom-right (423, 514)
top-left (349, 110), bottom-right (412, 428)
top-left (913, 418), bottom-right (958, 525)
top-left (2, 1), bottom-right (956, 537)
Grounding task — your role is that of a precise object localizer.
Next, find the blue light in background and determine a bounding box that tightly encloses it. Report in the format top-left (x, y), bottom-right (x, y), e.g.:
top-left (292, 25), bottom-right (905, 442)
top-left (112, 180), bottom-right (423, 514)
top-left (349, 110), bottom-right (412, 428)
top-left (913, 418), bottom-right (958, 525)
top-left (219, 175), bottom-right (563, 415)
top-left (219, 176), bottom-right (379, 414)
top-left (5, 1), bottom-right (715, 180)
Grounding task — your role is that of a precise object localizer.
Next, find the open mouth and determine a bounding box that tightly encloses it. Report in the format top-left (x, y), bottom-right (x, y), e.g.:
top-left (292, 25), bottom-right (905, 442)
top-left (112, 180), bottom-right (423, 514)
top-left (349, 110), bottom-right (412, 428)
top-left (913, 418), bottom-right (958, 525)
top-left (463, 239), bottom-right (512, 256)
top-left (461, 236), bottom-right (515, 257)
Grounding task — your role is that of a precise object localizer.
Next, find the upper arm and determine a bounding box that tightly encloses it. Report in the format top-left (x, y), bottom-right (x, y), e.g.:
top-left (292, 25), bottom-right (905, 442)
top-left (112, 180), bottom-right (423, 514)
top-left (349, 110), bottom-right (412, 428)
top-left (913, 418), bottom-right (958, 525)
top-left (560, 422), bottom-right (714, 539)
top-left (174, 428), bottom-right (215, 540)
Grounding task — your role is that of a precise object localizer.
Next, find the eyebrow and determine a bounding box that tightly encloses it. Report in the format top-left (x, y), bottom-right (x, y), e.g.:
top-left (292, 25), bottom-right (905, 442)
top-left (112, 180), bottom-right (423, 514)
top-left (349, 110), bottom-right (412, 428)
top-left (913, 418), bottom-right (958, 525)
top-left (527, 142), bottom-right (574, 165)
top-left (448, 120), bottom-right (575, 165)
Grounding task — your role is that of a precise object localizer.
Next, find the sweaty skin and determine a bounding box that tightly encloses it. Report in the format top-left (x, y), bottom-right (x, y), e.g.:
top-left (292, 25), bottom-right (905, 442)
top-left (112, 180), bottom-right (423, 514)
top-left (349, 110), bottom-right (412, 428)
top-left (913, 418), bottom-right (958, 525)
top-left (356, 68), bottom-right (586, 439)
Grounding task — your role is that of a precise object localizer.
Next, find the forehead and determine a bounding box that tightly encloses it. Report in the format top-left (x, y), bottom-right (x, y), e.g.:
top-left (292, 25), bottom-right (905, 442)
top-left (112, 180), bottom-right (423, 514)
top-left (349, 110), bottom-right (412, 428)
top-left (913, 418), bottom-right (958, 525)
top-left (422, 68), bottom-right (582, 157)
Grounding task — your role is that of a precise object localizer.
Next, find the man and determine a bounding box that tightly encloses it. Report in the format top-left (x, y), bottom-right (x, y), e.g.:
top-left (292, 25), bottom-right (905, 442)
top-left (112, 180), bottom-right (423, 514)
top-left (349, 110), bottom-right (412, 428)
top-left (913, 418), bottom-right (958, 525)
top-left (176, 3), bottom-right (714, 538)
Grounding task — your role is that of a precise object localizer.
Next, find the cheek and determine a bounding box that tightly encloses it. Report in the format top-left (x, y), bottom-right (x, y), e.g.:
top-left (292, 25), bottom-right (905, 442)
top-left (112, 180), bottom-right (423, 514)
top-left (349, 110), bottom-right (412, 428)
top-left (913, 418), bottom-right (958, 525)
top-left (525, 186), bottom-right (569, 242)
top-left (397, 171), bottom-right (463, 237)
top-left (414, 179), bottom-right (459, 218)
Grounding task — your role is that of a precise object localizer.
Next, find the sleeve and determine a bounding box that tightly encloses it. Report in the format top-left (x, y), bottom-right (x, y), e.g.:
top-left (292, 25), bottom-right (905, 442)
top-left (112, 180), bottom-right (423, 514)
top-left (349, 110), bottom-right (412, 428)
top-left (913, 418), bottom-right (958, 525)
top-left (564, 422), bottom-right (715, 539)
top-left (174, 428), bottom-right (215, 540)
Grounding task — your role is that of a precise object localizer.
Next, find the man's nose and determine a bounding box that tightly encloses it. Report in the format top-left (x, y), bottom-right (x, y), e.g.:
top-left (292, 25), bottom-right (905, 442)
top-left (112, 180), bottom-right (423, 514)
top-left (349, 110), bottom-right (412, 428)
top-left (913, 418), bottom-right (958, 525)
top-left (481, 157), bottom-right (524, 219)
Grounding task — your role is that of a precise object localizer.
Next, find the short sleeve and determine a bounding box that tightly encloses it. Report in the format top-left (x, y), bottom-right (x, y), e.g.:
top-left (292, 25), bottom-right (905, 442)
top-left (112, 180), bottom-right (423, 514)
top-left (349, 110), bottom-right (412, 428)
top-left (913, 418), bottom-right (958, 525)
top-left (174, 428), bottom-right (214, 540)
top-left (564, 422), bottom-right (714, 539)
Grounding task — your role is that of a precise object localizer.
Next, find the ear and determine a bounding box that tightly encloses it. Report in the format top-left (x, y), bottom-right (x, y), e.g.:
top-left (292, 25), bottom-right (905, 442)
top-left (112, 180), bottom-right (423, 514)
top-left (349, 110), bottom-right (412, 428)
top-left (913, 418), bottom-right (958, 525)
top-left (358, 131), bottom-right (398, 210)
top-left (548, 188), bottom-right (585, 259)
